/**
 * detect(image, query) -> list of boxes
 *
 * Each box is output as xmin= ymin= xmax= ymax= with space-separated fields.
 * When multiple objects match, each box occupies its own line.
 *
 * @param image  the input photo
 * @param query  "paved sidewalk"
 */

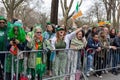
xmin=88 ymin=73 xmax=120 ymax=80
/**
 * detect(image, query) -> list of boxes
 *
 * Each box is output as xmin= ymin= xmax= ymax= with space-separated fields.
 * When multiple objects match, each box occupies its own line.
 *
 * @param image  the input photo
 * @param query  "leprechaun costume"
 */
xmin=6 ymin=21 xmax=26 ymax=79
xmin=26 ymin=25 xmax=46 ymax=80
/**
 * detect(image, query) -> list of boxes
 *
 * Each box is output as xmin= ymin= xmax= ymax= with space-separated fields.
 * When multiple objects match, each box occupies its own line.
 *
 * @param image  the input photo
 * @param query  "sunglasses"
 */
xmin=36 ymin=32 xmax=41 ymax=34
xmin=0 ymin=22 xmax=5 ymax=24
xmin=14 ymin=30 xmax=18 ymax=31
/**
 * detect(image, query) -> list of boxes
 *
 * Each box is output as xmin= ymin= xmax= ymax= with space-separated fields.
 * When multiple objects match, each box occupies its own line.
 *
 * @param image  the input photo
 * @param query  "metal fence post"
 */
xmin=16 ymin=53 xmax=19 ymax=80
xmin=4 ymin=53 xmax=7 ymax=80
xmin=11 ymin=55 xmax=14 ymax=80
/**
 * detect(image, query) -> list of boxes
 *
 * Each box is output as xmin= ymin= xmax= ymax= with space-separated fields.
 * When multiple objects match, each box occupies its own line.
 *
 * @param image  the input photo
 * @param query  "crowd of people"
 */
xmin=0 ymin=15 xmax=120 ymax=80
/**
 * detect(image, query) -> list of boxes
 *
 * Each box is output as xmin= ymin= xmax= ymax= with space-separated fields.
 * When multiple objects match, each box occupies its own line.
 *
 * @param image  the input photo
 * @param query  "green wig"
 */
xmin=8 ymin=23 xmax=26 ymax=43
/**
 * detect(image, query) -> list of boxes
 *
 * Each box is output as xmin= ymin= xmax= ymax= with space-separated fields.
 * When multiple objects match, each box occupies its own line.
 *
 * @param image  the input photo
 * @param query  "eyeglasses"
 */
xmin=0 ymin=22 xmax=5 ymax=24
xmin=36 ymin=32 xmax=41 ymax=34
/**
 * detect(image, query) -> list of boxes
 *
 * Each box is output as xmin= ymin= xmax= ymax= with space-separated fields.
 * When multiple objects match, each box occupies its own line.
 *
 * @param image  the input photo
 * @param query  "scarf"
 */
xmin=35 ymin=36 xmax=46 ymax=76
xmin=71 ymin=37 xmax=85 ymax=49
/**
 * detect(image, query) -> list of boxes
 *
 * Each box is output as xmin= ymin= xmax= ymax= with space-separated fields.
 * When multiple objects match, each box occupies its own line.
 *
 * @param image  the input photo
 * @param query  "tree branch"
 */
xmin=12 ymin=0 xmax=15 ymax=10
xmin=64 ymin=0 xmax=67 ymax=10
xmin=2 ymin=0 xmax=9 ymax=11
xmin=68 ymin=0 xmax=82 ymax=19
xmin=60 ymin=0 xmax=65 ymax=17
xmin=68 ymin=0 xmax=74 ymax=13
xmin=68 ymin=11 xmax=75 ymax=19
xmin=79 ymin=0 xmax=83 ymax=7
xmin=14 ymin=0 xmax=24 ymax=10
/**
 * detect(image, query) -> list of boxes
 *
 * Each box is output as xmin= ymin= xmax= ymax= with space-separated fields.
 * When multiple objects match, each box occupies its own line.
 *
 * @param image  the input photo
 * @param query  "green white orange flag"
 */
xmin=76 ymin=2 xmax=79 ymax=12
xmin=72 ymin=2 xmax=82 ymax=19
xmin=72 ymin=10 xmax=82 ymax=19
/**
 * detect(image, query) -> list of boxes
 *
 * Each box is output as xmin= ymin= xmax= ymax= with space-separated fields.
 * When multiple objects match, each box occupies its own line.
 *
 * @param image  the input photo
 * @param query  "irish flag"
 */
xmin=76 ymin=2 xmax=79 ymax=12
xmin=73 ymin=2 xmax=82 ymax=19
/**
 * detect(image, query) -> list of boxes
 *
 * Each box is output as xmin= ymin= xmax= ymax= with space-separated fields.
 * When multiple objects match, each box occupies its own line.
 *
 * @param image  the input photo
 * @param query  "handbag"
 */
xmin=10 ymin=45 xmax=18 ymax=55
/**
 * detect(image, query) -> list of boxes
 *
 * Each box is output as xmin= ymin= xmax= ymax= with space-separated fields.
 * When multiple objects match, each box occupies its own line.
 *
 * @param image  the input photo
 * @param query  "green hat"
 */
xmin=56 ymin=27 xmax=64 ymax=31
xmin=14 ymin=22 xmax=22 ymax=27
xmin=0 ymin=16 xmax=6 ymax=22
xmin=33 ymin=24 xmax=43 ymax=32
xmin=105 ymin=21 xmax=111 ymax=25
xmin=46 ymin=21 xmax=51 ymax=25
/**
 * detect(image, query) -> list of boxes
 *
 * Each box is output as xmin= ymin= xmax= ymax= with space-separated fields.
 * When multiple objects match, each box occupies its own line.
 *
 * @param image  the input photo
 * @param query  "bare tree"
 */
xmin=103 ymin=0 xmax=120 ymax=28
xmin=0 ymin=7 xmax=5 ymax=16
xmin=1 ymin=0 xmax=25 ymax=21
xmin=103 ymin=0 xmax=112 ymax=21
xmin=12 ymin=0 xmax=47 ymax=28
xmin=0 ymin=0 xmax=46 ymax=28
xmin=60 ymin=0 xmax=82 ymax=30
xmin=116 ymin=1 xmax=120 ymax=29
xmin=83 ymin=1 xmax=105 ymax=26
xmin=50 ymin=0 xmax=59 ymax=25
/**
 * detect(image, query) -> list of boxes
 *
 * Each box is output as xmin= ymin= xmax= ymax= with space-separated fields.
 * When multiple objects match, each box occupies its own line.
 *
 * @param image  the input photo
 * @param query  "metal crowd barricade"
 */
xmin=0 ymin=51 xmax=15 ymax=80
xmin=3 ymin=47 xmax=120 ymax=80
xmin=16 ymin=49 xmax=88 ymax=80
xmin=1 ymin=47 xmax=120 ymax=80
xmin=85 ymin=47 xmax=120 ymax=76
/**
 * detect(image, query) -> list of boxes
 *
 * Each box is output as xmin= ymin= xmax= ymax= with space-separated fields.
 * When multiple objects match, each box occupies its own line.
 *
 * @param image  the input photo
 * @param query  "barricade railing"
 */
xmin=16 ymin=49 xmax=87 ymax=80
xmin=85 ymin=47 xmax=120 ymax=76
xmin=0 ymin=51 xmax=15 ymax=80
xmin=2 ymin=47 xmax=120 ymax=80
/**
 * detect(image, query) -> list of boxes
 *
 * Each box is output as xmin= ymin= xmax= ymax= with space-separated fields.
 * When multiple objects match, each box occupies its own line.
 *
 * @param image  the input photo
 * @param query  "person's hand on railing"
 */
xmin=44 ymin=48 xmax=51 ymax=53
xmin=96 ymin=47 xmax=101 ymax=52
xmin=110 ymin=46 xmax=117 ymax=50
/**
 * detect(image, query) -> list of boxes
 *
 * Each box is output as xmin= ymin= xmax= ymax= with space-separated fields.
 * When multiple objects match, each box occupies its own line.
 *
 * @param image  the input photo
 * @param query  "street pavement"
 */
xmin=88 ymin=73 xmax=120 ymax=80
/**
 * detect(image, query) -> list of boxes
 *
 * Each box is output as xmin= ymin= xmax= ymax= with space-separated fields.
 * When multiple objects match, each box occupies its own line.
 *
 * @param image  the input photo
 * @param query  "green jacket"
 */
xmin=0 ymin=27 xmax=8 ymax=51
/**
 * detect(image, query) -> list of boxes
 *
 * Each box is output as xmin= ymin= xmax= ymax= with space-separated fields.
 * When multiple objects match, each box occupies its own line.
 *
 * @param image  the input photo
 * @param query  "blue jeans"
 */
xmin=118 ymin=50 xmax=120 ymax=63
xmin=87 ymin=54 xmax=94 ymax=71
xmin=112 ymin=50 xmax=119 ymax=72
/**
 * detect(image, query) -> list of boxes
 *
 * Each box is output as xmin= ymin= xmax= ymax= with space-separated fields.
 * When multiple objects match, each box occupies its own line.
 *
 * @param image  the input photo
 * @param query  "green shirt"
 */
xmin=55 ymin=40 xmax=66 ymax=49
xmin=0 ymin=27 xmax=7 ymax=51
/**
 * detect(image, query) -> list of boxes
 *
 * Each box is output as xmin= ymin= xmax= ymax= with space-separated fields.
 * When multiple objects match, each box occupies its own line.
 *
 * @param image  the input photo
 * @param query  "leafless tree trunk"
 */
xmin=112 ymin=0 xmax=116 ymax=28
xmin=117 ymin=1 xmax=120 ymax=29
xmin=103 ymin=0 xmax=112 ymax=21
xmin=103 ymin=0 xmax=120 ymax=29
xmin=2 ymin=0 xmax=24 ymax=21
xmin=50 ymin=0 xmax=59 ymax=25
